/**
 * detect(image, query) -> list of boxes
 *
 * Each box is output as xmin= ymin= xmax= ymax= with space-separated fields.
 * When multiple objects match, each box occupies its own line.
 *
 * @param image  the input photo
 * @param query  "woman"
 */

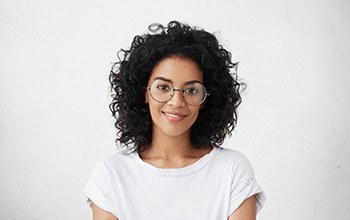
xmin=85 ymin=21 xmax=266 ymax=220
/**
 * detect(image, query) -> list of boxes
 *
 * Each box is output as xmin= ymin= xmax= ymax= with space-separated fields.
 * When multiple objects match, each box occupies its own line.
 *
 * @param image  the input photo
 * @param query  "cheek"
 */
xmin=190 ymin=107 xmax=201 ymax=120
xmin=147 ymin=100 xmax=162 ymax=118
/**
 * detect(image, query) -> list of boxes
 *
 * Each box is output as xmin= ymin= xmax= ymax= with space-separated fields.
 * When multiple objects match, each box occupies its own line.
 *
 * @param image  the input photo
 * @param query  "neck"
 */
xmin=139 ymin=127 xmax=213 ymax=168
xmin=144 ymin=128 xmax=195 ymax=160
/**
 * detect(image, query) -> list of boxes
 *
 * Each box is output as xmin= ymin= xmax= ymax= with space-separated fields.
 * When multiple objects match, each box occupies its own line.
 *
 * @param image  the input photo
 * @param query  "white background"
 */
xmin=1 ymin=0 xmax=349 ymax=219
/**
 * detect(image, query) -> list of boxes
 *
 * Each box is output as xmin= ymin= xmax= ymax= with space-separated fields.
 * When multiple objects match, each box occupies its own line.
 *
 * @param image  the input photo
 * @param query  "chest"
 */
xmin=110 ymin=166 xmax=232 ymax=220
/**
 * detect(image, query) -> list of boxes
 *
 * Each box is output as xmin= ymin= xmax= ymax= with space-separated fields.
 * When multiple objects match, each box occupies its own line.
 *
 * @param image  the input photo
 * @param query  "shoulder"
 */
xmin=215 ymin=147 xmax=247 ymax=158
xmin=215 ymin=147 xmax=252 ymax=166
xmin=91 ymin=148 xmax=137 ymax=176
xmin=214 ymin=147 xmax=256 ymax=177
xmin=104 ymin=148 xmax=135 ymax=164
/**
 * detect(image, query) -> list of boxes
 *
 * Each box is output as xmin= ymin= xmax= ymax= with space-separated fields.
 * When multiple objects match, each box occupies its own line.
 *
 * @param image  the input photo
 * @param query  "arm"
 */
xmin=91 ymin=203 xmax=118 ymax=220
xmin=228 ymin=195 xmax=256 ymax=220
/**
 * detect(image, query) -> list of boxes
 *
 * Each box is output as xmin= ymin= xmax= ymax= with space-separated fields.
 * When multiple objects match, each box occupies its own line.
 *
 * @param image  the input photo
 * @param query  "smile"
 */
xmin=162 ymin=111 xmax=187 ymax=122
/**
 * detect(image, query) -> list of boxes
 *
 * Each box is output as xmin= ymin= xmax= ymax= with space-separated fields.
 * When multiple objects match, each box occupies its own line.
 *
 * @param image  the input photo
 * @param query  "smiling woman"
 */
xmin=84 ymin=21 xmax=266 ymax=220
xmin=145 ymin=56 xmax=204 ymax=139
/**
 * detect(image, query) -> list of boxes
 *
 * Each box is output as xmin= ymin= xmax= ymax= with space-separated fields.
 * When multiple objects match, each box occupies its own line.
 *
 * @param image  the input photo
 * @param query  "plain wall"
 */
xmin=1 ymin=0 xmax=349 ymax=219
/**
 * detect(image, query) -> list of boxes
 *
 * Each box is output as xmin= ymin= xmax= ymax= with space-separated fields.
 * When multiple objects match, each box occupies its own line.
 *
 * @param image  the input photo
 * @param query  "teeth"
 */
xmin=163 ymin=112 xmax=185 ymax=122
xmin=166 ymin=113 xmax=179 ymax=117
xmin=164 ymin=112 xmax=184 ymax=118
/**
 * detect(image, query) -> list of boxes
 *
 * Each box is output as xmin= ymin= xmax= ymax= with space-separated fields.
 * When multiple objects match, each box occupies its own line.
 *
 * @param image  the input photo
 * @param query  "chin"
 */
xmin=154 ymin=124 xmax=192 ymax=138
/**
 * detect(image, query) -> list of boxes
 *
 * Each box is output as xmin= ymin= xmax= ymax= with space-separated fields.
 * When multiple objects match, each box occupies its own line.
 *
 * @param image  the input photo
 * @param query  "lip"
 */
xmin=162 ymin=111 xmax=187 ymax=122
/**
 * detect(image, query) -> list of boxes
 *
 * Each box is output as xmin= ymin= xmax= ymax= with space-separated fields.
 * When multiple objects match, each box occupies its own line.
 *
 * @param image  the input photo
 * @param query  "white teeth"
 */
xmin=163 ymin=112 xmax=185 ymax=122
xmin=164 ymin=112 xmax=183 ymax=118
xmin=165 ymin=113 xmax=178 ymax=117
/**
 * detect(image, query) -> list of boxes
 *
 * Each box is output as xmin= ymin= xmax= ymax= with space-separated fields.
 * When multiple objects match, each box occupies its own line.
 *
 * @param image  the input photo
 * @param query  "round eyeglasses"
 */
xmin=147 ymin=79 xmax=209 ymax=106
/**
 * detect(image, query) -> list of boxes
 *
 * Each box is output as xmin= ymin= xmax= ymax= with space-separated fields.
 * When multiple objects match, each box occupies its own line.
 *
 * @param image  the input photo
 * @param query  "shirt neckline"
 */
xmin=132 ymin=147 xmax=218 ymax=176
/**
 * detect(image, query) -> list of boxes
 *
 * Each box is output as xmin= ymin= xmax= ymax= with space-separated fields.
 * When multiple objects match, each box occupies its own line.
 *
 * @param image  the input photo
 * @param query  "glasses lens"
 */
xmin=149 ymin=79 xmax=173 ymax=103
xmin=183 ymin=83 xmax=207 ymax=105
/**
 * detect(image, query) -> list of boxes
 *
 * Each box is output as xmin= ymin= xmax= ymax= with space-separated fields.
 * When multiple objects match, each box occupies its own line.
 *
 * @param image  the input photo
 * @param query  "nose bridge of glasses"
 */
xmin=172 ymin=88 xmax=185 ymax=93
xmin=170 ymin=88 xmax=185 ymax=99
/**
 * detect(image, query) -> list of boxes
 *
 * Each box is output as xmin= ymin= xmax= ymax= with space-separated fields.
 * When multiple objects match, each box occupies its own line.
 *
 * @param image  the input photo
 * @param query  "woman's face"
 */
xmin=145 ymin=56 xmax=203 ymax=139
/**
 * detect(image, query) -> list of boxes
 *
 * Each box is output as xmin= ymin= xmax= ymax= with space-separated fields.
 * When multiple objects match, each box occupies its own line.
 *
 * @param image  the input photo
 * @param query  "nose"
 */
xmin=168 ymin=89 xmax=186 ymax=107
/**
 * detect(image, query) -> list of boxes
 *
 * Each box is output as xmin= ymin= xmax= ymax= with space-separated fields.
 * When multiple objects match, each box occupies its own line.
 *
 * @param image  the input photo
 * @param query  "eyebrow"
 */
xmin=153 ymin=76 xmax=202 ymax=85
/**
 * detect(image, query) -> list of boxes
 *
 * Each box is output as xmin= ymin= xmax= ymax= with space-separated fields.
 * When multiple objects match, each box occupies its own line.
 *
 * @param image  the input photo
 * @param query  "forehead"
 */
xmin=148 ymin=56 xmax=203 ymax=84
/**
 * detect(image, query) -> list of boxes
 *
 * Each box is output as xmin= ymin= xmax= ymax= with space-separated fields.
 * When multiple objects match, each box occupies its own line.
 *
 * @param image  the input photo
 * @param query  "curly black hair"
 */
xmin=109 ymin=21 xmax=243 ymax=153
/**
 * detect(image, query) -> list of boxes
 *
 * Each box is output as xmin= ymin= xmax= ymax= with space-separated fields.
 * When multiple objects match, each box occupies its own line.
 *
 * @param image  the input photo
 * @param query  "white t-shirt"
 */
xmin=85 ymin=147 xmax=266 ymax=220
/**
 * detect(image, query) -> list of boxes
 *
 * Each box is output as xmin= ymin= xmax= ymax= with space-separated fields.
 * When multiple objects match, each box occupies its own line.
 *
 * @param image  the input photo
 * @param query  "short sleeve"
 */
xmin=227 ymin=152 xmax=266 ymax=216
xmin=84 ymin=160 xmax=118 ymax=217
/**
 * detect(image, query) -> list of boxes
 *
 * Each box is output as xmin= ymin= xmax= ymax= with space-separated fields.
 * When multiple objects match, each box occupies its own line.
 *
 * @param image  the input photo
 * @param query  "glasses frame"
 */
xmin=146 ymin=80 xmax=210 ymax=106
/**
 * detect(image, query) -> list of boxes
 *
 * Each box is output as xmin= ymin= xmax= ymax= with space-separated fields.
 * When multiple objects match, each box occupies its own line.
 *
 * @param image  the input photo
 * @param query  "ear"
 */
xmin=200 ymin=103 xmax=204 ymax=109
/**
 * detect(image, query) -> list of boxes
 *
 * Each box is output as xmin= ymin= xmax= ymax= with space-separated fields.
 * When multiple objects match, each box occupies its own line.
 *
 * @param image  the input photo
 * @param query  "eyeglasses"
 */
xmin=147 ymin=79 xmax=209 ymax=106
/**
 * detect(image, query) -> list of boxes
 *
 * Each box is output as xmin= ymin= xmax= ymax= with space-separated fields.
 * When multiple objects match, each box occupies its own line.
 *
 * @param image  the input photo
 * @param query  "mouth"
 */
xmin=162 ymin=111 xmax=187 ymax=122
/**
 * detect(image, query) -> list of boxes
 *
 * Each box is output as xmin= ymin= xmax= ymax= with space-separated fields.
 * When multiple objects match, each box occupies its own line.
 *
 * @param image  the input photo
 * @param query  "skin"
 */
xmin=142 ymin=56 xmax=212 ymax=168
xmin=91 ymin=56 xmax=257 ymax=220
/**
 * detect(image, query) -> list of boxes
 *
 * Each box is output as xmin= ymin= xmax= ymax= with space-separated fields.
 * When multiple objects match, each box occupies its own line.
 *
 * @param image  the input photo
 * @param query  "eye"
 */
xmin=156 ymin=84 xmax=171 ymax=91
xmin=185 ymin=87 xmax=199 ymax=95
